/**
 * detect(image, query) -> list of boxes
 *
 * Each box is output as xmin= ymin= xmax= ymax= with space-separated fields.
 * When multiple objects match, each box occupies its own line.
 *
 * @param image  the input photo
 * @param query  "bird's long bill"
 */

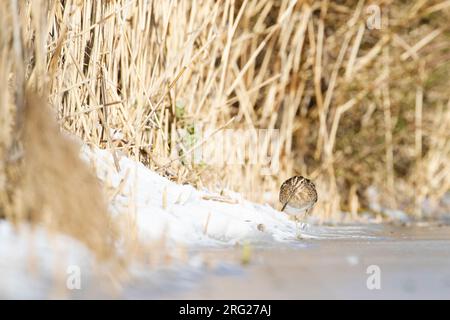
xmin=281 ymin=202 xmax=288 ymax=212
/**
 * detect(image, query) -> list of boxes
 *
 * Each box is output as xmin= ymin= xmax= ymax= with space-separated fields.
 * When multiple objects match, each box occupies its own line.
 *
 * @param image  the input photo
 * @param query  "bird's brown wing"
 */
xmin=280 ymin=187 xmax=296 ymax=212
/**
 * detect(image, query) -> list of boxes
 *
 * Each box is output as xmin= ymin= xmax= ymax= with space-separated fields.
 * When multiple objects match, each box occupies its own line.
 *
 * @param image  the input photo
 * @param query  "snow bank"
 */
xmin=82 ymin=146 xmax=377 ymax=245
xmin=82 ymin=146 xmax=302 ymax=246
xmin=0 ymin=220 xmax=232 ymax=299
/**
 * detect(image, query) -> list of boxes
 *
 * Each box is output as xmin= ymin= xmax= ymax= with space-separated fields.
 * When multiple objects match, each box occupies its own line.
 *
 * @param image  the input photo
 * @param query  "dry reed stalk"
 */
xmin=18 ymin=90 xmax=117 ymax=259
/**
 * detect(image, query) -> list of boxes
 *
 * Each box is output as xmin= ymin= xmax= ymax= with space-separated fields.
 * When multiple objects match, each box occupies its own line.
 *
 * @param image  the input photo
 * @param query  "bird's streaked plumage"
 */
xmin=279 ymin=176 xmax=317 ymax=217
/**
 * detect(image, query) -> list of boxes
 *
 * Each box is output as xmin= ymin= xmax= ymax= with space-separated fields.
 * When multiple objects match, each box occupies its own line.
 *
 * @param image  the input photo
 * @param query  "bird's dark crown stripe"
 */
xmin=294 ymin=176 xmax=305 ymax=189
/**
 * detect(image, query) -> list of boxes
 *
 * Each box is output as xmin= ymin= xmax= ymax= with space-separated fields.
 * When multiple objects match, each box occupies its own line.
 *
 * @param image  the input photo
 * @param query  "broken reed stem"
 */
xmin=9 ymin=0 xmax=25 ymax=154
xmin=414 ymin=85 xmax=423 ymax=217
xmin=382 ymin=47 xmax=395 ymax=206
xmin=203 ymin=212 xmax=211 ymax=235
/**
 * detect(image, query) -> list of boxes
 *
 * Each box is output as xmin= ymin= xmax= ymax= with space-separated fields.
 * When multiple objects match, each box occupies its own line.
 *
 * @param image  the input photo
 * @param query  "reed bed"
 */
xmin=1 ymin=0 xmax=449 ymax=238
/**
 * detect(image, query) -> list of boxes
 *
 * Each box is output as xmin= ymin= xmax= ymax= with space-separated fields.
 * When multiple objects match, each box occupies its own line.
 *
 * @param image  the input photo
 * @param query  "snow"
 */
xmin=82 ymin=146 xmax=303 ymax=246
xmin=82 ymin=147 xmax=379 ymax=245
